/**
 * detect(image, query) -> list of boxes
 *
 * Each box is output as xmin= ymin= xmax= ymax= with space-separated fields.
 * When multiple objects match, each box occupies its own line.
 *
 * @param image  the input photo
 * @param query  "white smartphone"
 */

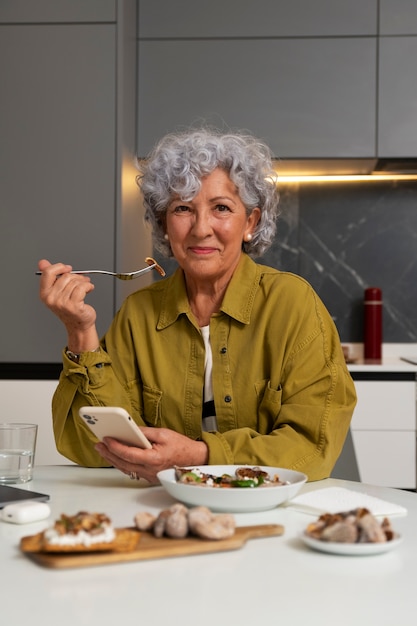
xmin=78 ymin=406 xmax=152 ymax=449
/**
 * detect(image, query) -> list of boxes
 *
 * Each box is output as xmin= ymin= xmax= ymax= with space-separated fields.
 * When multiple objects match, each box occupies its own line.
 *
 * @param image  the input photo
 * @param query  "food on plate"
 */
xmin=20 ymin=512 xmax=140 ymax=554
xmin=152 ymin=503 xmax=189 ymax=539
xmin=305 ymin=508 xmax=395 ymax=544
xmin=145 ymin=256 xmax=166 ymax=276
xmin=187 ymin=506 xmax=236 ymax=540
xmin=20 ymin=511 xmax=128 ymax=553
xmin=41 ymin=511 xmax=117 ymax=551
xmin=134 ymin=504 xmax=236 ymax=540
xmin=174 ymin=465 xmax=288 ymax=488
xmin=133 ymin=510 xmax=156 ymax=531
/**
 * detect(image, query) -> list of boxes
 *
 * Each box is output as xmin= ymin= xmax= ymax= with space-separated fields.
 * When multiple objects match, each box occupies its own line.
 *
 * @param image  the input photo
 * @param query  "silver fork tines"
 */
xmin=36 ymin=263 xmax=156 ymax=281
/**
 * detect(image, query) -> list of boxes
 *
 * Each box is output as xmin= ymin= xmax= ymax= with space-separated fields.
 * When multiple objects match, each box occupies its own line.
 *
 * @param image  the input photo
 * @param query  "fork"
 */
xmin=36 ymin=263 xmax=156 ymax=281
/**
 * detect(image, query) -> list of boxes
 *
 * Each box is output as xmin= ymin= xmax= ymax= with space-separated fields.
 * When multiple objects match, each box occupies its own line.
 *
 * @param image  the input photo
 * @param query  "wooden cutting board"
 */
xmin=20 ymin=523 xmax=284 ymax=569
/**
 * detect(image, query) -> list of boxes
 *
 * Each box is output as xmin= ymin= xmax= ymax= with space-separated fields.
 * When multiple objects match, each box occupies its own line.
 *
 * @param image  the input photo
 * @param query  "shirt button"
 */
xmin=220 ymin=347 xmax=227 ymax=354
xmin=224 ymin=395 xmax=232 ymax=403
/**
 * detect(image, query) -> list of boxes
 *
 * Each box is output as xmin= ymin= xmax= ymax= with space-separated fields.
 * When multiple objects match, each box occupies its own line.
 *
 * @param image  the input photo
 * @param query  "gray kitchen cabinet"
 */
xmin=0 ymin=0 xmax=115 ymax=23
xmin=0 ymin=0 xmax=141 ymax=365
xmin=380 ymin=0 xmax=417 ymax=34
xmin=378 ymin=37 xmax=417 ymax=157
xmin=137 ymin=0 xmax=417 ymax=162
xmin=137 ymin=37 xmax=376 ymax=158
xmin=138 ymin=0 xmax=377 ymax=38
xmin=0 ymin=23 xmax=116 ymax=363
xmin=378 ymin=0 xmax=417 ymax=157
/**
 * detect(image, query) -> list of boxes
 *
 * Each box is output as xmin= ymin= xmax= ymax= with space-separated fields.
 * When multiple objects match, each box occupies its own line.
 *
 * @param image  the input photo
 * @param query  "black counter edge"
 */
xmin=1 ymin=364 xmax=416 ymax=382
xmin=0 ymin=363 xmax=62 ymax=380
xmin=351 ymin=371 xmax=417 ymax=381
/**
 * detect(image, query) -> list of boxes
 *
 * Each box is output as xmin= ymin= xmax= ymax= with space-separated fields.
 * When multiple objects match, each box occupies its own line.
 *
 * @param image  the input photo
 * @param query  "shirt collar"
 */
xmin=220 ymin=254 xmax=261 ymax=324
xmin=157 ymin=254 xmax=261 ymax=329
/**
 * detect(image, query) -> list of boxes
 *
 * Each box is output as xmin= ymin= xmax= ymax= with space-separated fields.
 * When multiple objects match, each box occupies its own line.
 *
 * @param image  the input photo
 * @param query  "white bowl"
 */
xmin=157 ymin=465 xmax=307 ymax=513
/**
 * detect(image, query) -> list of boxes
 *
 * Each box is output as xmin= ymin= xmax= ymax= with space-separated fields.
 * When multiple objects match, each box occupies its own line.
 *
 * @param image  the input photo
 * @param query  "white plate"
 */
xmin=157 ymin=465 xmax=307 ymax=513
xmin=300 ymin=532 xmax=403 ymax=556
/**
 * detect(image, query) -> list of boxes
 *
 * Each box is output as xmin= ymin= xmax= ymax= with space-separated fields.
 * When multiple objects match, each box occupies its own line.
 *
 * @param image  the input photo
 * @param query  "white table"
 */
xmin=1 ymin=466 xmax=416 ymax=626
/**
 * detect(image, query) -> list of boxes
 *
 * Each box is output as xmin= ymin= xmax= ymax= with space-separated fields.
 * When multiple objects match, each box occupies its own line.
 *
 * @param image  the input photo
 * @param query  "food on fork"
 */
xmin=305 ymin=508 xmax=395 ymax=544
xmin=145 ymin=256 xmax=166 ymax=276
xmin=134 ymin=504 xmax=236 ymax=540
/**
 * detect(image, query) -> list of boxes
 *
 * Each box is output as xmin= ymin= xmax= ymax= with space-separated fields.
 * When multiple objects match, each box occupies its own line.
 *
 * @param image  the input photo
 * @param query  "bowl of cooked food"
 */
xmin=157 ymin=465 xmax=307 ymax=513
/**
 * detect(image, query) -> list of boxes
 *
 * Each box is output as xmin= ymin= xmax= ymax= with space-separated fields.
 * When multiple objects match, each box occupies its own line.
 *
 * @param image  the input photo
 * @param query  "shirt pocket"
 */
xmin=254 ymin=379 xmax=283 ymax=433
xmin=141 ymin=385 xmax=163 ymax=427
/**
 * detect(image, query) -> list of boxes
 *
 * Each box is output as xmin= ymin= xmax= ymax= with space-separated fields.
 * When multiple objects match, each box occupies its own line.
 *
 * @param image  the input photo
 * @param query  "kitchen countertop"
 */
xmin=348 ymin=357 xmax=417 ymax=373
xmin=344 ymin=343 xmax=417 ymax=373
xmin=1 ymin=465 xmax=416 ymax=626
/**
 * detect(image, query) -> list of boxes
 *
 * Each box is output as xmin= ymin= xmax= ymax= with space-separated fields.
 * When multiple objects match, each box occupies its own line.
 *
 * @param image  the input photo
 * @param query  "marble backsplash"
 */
xmin=154 ymin=180 xmax=417 ymax=343
xmin=260 ymin=180 xmax=417 ymax=342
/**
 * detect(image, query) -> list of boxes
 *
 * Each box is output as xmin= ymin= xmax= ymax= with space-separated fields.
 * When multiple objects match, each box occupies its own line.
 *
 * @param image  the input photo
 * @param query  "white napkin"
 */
xmin=288 ymin=487 xmax=407 ymax=517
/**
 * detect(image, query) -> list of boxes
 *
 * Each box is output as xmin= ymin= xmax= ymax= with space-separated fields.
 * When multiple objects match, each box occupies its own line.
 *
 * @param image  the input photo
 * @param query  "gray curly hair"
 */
xmin=137 ymin=128 xmax=280 ymax=258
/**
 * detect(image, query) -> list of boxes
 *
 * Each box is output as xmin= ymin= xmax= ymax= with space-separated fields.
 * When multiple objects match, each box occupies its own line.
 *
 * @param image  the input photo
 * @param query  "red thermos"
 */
xmin=364 ymin=287 xmax=383 ymax=361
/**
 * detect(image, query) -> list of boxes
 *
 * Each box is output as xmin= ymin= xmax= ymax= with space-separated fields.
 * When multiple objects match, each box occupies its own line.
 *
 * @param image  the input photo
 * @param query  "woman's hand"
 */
xmin=38 ymin=259 xmax=99 ymax=351
xmin=95 ymin=427 xmax=209 ymax=484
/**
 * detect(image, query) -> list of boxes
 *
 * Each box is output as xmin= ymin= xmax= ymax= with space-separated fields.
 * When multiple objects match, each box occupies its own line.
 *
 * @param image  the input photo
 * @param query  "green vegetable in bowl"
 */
xmin=178 ymin=471 xmax=203 ymax=484
xmin=231 ymin=479 xmax=257 ymax=488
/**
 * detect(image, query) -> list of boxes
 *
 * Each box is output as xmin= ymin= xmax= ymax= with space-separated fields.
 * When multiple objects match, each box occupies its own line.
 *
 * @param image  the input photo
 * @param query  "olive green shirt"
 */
xmin=52 ymin=254 xmax=356 ymax=480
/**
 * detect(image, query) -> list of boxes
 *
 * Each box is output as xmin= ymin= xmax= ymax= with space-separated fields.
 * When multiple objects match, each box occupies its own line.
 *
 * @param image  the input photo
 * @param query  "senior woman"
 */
xmin=38 ymin=127 xmax=356 ymax=483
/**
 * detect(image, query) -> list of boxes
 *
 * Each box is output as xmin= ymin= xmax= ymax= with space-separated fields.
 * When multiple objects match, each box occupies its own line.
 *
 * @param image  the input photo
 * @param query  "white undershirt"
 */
xmin=201 ymin=325 xmax=217 ymax=431
xmin=201 ymin=325 xmax=213 ymax=402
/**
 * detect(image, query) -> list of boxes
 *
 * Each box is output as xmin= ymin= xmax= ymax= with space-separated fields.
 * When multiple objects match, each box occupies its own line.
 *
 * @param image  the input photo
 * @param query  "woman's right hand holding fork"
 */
xmin=37 ymin=259 xmax=100 ymax=353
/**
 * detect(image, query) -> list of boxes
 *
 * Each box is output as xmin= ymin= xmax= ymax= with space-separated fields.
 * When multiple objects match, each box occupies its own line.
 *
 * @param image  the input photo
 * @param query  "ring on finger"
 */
xmin=129 ymin=471 xmax=140 ymax=480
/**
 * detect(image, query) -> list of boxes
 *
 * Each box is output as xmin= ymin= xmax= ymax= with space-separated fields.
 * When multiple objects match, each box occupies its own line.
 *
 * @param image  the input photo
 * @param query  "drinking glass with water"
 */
xmin=0 ymin=424 xmax=38 ymax=484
